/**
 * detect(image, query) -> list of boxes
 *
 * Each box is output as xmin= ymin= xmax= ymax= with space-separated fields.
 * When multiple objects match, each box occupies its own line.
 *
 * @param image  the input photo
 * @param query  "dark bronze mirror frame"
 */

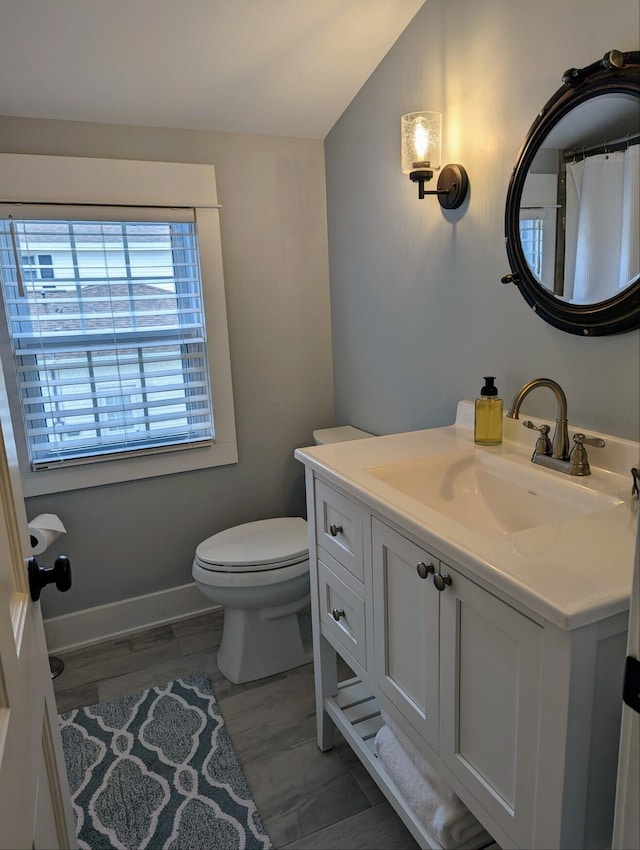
xmin=503 ymin=49 xmax=640 ymax=336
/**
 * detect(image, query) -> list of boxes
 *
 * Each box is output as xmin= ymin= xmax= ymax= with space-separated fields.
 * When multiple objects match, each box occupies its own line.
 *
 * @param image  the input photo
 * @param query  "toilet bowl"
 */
xmin=192 ymin=425 xmax=373 ymax=684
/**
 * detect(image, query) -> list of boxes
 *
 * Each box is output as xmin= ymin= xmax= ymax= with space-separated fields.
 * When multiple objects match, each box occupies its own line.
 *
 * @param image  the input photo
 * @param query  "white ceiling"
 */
xmin=0 ymin=0 xmax=426 ymax=139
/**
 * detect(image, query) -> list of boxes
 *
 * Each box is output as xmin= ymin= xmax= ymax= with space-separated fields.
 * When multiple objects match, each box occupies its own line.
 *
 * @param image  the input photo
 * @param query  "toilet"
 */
xmin=192 ymin=425 xmax=372 ymax=684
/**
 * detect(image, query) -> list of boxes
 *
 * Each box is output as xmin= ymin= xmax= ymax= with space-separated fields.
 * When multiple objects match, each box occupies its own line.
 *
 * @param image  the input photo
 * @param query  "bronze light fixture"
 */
xmin=401 ymin=111 xmax=469 ymax=208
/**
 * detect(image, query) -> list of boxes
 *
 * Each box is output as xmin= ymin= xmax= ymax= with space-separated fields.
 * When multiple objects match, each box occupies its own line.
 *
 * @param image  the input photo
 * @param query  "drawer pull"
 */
xmin=434 ymin=572 xmax=452 ymax=592
xmin=417 ymin=561 xmax=435 ymax=579
xmin=329 ymin=523 xmax=343 ymax=537
xmin=332 ymin=608 xmax=346 ymax=622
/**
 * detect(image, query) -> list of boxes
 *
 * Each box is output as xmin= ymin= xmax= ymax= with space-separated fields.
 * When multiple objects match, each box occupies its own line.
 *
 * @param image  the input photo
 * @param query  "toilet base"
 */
xmin=217 ymin=600 xmax=313 ymax=684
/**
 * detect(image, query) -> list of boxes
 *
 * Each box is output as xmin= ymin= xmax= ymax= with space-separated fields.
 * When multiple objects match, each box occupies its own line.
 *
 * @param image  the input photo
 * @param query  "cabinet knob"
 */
xmin=332 ymin=608 xmax=345 ymax=621
xmin=416 ymin=561 xmax=435 ymax=579
xmin=434 ymin=572 xmax=452 ymax=592
xmin=329 ymin=523 xmax=343 ymax=537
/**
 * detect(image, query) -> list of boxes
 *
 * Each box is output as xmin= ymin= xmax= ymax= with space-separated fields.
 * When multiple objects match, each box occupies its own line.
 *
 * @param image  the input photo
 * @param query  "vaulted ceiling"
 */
xmin=0 ymin=0 xmax=426 ymax=139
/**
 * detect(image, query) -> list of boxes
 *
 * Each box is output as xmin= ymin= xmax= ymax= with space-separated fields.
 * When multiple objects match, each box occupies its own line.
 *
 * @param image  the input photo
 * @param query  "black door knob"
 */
xmin=28 ymin=555 xmax=72 ymax=602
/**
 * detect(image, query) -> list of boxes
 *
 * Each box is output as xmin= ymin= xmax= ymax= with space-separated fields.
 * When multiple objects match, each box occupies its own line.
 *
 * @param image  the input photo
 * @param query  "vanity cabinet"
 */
xmin=302 ymin=470 xmax=629 ymax=850
xmin=372 ymin=517 xmax=541 ymax=847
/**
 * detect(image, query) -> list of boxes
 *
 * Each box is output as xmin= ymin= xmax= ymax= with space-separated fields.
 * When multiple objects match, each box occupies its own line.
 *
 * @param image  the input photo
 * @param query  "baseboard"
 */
xmin=43 ymin=582 xmax=219 ymax=654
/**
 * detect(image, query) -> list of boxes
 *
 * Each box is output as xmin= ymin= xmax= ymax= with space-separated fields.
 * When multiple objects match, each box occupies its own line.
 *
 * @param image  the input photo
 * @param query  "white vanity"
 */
xmin=294 ymin=402 xmax=638 ymax=850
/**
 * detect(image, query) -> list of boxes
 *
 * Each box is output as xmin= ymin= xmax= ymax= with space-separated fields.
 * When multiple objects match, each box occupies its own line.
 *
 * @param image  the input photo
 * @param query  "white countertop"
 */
xmin=295 ymin=402 xmax=639 ymax=630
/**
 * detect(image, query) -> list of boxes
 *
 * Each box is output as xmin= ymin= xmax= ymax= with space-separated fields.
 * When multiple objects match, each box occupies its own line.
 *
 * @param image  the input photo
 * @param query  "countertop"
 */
xmin=295 ymin=402 xmax=639 ymax=630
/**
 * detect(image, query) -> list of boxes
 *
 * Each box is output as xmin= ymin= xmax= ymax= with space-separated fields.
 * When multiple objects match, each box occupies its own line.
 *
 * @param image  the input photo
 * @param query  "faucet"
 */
xmin=506 ymin=378 xmax=604 ymax=475
xmin=507 ymin=378 xmax=570 ymax=459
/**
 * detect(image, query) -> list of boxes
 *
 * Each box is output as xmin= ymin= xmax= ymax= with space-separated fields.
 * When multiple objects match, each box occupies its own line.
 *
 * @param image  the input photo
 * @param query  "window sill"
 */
xmin=20 ymin=439 xmax=238 ymax=496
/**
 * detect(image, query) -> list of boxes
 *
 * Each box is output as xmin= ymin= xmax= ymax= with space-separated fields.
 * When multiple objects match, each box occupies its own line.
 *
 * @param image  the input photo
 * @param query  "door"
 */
xmin=0 ymin=356 xmax=76 ymax=849
xmin=612 ymin=510 xmax=640 ymax=849
xmin=372 ymin=518 xmax=439 ymax=751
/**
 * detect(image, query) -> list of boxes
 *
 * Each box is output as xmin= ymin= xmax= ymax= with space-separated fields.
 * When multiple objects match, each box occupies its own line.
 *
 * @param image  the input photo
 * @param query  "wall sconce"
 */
xmin=401 ymin=111 xmax=469 ymax=208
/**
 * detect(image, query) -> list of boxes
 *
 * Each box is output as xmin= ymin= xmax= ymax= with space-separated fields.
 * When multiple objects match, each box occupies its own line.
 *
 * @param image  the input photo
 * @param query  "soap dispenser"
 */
xmin=474 ymin=376 xmax=503 ymax=446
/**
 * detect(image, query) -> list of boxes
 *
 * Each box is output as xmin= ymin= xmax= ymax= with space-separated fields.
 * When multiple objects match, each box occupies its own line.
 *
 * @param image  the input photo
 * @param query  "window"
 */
xmin=0 ymin=156 xmax=237 ymax=495
xmin=1 ymin=215 xmax=215 ymax=470
xmin=20 ymin=254 xmax=38 ymax=281
xmin=518 ymin=173 xmax=559 ymax=294
xmin=39 ymin=255 xmax=55 ymax=280
xmin=518 ymin=205 xmax=558 ymax=293
xmin=519 ymin=218 xmax=544 ymax=282
xmin=20 ymin=253 xmax=54 ymax=284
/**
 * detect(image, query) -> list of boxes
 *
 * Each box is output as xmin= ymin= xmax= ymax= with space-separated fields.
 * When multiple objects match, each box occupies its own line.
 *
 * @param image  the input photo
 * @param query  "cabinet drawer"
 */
xmin=318 ymin=554 xmax=366 ymax=670
xmin=314 ymin=479 xmax=364 ymax=582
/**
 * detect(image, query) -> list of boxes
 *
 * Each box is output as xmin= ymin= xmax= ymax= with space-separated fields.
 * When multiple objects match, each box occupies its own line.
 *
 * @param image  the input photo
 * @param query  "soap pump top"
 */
xmin=480 ymin=376 xmax=499 ymax=397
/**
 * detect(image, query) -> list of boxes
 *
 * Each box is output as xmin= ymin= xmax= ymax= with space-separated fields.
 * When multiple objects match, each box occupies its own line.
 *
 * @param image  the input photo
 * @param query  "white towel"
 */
xmin=374 ymin=721 xmax=492 ymax=850
xmin=381 ymin=709 xmax=458 ymax=804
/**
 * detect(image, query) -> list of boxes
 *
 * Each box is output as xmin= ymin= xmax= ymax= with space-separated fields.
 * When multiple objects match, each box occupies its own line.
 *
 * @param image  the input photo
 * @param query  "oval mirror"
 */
xmin=504 ymin=49 xmax=640 ymax=335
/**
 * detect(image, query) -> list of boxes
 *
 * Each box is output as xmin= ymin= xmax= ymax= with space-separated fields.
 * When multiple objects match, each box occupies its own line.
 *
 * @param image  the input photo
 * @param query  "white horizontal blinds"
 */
xmin=0 ymin=211 xmax=214 ymax=469
xmin=519 ymin=218 xmax=544 ymax=282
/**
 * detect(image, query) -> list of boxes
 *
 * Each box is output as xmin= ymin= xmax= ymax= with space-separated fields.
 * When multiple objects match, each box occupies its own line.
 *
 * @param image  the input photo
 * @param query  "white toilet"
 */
xmin=192 ymin=425 xmax=372 ymax=684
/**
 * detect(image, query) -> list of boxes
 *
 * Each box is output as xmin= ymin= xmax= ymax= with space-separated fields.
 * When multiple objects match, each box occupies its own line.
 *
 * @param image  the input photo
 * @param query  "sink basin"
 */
xmin=365 ymin=451 xmax=622 ymax=537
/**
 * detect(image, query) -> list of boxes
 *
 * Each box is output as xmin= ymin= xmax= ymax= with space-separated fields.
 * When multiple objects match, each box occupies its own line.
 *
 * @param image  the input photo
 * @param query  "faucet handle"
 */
xmin=523 ymin=420 xmax=549 ymax=432
xmin=523 ymin=420 xmax=552 ymax=456
xmin=572 ymin=433 xmax=606 ymax=448
xmin=569 ymin=433 xmax=605 ymax=476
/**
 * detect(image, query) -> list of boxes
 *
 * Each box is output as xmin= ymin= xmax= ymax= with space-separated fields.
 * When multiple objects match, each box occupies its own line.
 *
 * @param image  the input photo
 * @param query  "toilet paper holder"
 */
xmin=28 ymin=513 xmax=66 ymax=556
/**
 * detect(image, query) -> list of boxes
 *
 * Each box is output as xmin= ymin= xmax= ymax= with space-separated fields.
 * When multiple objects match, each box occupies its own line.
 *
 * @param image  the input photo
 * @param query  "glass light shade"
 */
xmin=401 ymin=111 xmax=442 ymax=174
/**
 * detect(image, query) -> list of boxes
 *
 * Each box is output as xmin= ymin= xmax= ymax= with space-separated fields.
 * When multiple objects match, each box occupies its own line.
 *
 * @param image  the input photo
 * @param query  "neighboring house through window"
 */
xmin=20 ymin=253 xmax=55 ymax=284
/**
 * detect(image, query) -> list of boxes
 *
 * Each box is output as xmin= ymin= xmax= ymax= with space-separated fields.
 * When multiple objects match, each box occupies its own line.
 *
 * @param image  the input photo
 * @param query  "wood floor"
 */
xmin=52 ymin=608 xmax=421 ymax=849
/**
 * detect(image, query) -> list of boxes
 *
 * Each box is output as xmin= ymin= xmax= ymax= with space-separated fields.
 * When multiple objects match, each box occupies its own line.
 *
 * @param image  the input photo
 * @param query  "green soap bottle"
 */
xmin=474 ymin=376 xmax=503 ymax=446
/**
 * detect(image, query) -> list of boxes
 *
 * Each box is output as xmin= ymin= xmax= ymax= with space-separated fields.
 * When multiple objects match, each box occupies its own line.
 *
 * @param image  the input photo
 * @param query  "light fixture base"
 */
xmin=436 ymin=163 xmax=469 ymax=209
xmin=409 ymin=168 xmax=434 ymax=199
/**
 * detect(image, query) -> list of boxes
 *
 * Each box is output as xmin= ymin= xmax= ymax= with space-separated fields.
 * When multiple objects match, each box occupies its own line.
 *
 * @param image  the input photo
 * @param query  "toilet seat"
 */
xmin=195 ymin=517 xmax=308 ymax=573
xmin=193 ymin=557 xmax=309 ymax=590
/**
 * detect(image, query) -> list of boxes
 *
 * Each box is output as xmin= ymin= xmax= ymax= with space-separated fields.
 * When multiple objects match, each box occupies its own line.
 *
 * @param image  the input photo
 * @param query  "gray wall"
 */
xmin=325 ymin=0 xmax=640 ymax=441
xmin=2 ymin=0 xmax=639 ymax=619
xmin=0 ymin=119 xmax=334 ymax=617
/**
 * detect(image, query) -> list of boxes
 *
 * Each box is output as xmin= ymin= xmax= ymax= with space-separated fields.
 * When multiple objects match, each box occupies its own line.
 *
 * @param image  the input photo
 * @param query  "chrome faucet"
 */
xmin=506 ymin=378 xmax=604 ymax=476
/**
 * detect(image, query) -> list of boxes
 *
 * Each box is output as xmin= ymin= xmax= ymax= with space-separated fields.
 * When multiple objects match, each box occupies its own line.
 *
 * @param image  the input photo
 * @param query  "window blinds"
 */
xmin=0 ymin=211 xmax=214 ymax=469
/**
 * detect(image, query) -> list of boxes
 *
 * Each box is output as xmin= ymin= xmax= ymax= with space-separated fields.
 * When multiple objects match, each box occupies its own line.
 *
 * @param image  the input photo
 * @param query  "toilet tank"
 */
xmin=313 ymin=426 xmax=373 ymax=445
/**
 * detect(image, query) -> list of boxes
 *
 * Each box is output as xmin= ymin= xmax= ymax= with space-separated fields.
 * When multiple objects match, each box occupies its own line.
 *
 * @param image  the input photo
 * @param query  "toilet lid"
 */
xmin=195 ymin=517 xmax=309 ymax=571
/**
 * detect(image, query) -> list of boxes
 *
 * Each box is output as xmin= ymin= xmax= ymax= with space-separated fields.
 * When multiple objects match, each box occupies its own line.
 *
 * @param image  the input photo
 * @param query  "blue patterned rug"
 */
xmin=59 ymin=672 xmax=272 ymax=850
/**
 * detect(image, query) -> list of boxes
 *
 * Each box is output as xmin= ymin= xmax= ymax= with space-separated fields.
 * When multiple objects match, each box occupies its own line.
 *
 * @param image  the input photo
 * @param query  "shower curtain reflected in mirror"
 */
xmin=565 ymin=144 xmax=639 ymax=303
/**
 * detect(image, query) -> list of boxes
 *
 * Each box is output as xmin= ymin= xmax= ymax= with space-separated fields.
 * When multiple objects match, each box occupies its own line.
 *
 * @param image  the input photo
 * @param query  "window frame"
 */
xmin=518 ymin=207 xmax=558 ymax=293
xmin=0 ymin=155 xmax=237 ymax=496
xmin=3 ymin=212 xmax=215 ymax=467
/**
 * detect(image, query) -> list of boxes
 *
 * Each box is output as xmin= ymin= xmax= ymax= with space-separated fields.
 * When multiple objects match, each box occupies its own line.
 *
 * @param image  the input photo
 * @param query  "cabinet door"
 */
xmin=372 ymin=518 xmax=439 ymax=752
xmin=439 ymin=568 xmax=542 ymax=848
